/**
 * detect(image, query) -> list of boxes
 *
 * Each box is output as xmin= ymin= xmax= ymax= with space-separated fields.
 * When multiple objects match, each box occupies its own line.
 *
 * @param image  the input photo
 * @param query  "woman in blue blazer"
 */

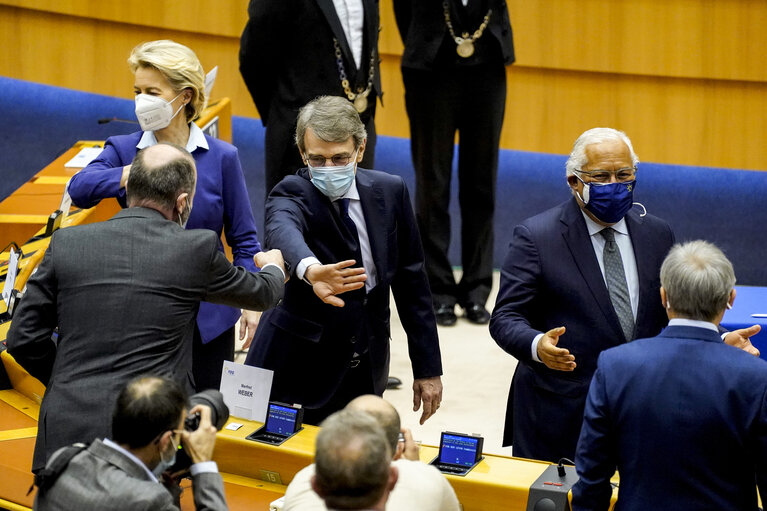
xmin=68 ymin=40 xmax=262 ymax=391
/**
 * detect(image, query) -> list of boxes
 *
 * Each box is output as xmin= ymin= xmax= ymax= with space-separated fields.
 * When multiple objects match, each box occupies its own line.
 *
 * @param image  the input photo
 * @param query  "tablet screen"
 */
xmin=439 ymin=433 xmax=480 ymax=467
xmin=265 ymin=404 xmax=299 ymax=435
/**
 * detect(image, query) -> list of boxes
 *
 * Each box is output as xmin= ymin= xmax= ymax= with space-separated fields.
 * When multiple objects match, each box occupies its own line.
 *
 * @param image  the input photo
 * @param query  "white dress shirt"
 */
xmin=332 ymin=0 xmax=365 ymax=69
xmin=137 ymin=122 xmax=209 ymax=152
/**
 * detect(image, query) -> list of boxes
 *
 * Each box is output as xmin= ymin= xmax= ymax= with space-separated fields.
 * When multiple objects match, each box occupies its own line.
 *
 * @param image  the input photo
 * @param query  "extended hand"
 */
xmin=305 ymin=260 xmax=366 ymax=307
xmin=723 ymin=324 xmax=761 ymax=357
xmin=537 ymin=326 xmax=576 ymax=371
xmin=412 ymin=376 xmax=443 ymax=425
xmin=254 ymin=250 xmax=288 ymax=281
xmin=239 ymin=309 xmax=261 ymax=349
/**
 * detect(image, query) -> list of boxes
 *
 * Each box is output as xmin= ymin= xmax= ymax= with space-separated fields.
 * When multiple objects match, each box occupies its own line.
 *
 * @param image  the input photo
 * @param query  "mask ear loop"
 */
xmin=632 ymin=202 xmax=647 ymax=217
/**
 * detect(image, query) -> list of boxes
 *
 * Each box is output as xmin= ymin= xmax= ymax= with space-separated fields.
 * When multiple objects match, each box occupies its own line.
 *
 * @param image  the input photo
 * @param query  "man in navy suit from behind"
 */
xmin=573 ymin=240 xmax=767 ymax=510
xmin=246 ymin=96 xmax=443 ymax=426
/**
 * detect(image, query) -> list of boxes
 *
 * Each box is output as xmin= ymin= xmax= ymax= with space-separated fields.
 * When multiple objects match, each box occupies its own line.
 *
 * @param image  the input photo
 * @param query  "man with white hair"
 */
xmin=573 ymin=241 xmax=767 ymax=510
xmin=490 ymin=128 xmax=759 ymax=463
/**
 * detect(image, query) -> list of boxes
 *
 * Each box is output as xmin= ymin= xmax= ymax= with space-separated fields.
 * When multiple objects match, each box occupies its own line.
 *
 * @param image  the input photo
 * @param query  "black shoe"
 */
xmin=463 ymin=303 xmax=490 ymax=324
xmin=386 ymin=376 xmax=402 ymax=390
xmin=434 ymin=303 xmax=457 ymax=326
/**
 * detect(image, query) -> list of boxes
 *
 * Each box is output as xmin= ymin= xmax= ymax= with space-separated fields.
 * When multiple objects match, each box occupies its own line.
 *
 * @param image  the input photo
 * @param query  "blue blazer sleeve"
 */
xmin=489 ymin=223 xmax=546 ymax=363
xmin=389 ymin=178 xmax=443 ymax=379
xmin=571 ymin=357 xmax=618 ymax=510
xmin=218 ymin=143 xmax=260 ymax=271
xmin=68 ymin=136 xmax=135 ymax=209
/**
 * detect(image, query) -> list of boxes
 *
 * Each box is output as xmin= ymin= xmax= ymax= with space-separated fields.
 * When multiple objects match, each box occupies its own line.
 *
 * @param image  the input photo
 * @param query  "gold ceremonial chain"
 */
xmin=334 ymin=39 xmax=376 ymax=113
xmin=442 ymin=1 xmax=492 ymax=58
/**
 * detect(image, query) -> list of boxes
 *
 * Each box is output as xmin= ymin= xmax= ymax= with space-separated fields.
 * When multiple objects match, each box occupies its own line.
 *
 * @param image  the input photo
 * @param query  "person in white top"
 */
xmin=283 ymin=395 xmax=460 ymax=511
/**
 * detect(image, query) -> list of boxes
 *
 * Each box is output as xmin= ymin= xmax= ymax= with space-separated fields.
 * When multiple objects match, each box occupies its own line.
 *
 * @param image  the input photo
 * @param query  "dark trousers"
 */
xmin=192 ymin=325 xmax=235 ymax=392
xmin=263 ymin=103 xmax=377 ymax=197
xmin=403 ymin=63 xmax=507 ymax=307
xmin=301 ymin=354 xmax=375 ymax=426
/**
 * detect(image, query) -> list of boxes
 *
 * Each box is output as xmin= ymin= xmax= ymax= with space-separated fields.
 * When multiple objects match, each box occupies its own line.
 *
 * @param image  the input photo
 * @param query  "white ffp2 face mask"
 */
xmin=135 ymin=92 xmax=184 ymax=132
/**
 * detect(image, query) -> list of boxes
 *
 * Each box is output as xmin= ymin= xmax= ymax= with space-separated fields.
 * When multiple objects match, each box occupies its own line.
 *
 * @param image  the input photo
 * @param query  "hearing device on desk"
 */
xmin=246 ymin=402 xmax=304 ymax=446
xmin=429 ymin=431 xmax=484 ymax=476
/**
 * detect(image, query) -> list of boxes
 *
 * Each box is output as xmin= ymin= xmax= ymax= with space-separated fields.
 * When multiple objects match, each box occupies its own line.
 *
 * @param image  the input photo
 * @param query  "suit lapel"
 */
xmin=356 ymin=170 xmax=385 ymax=276
xmin=627 ymin=211 xmax=655 ymax=326
xmin=316 ymin=0 xmax=356 ymax=71
xmin=559 ymin=198 xmax=626 ymax=341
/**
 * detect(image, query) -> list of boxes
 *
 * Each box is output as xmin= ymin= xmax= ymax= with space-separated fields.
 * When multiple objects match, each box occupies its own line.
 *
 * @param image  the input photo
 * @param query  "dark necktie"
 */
xmin=600 ymin=228 xmax=635 ymax=342
xmin=339 ymin=198 xmax=363 ymax=267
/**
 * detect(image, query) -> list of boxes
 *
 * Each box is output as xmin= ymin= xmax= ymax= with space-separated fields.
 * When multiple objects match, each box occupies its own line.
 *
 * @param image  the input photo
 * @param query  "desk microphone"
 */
xmin=97 ymin=117 xmax=139 ymax=125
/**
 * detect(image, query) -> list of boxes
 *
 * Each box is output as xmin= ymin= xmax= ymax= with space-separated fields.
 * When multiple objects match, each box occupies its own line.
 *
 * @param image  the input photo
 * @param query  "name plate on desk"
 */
xmin=220 ymin=361 xmax=273 ymax=422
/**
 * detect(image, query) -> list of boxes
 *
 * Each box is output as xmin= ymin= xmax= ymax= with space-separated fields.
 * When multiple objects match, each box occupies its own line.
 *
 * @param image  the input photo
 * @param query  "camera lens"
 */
xmin=186 ymin=389 xmax=230 ymax=431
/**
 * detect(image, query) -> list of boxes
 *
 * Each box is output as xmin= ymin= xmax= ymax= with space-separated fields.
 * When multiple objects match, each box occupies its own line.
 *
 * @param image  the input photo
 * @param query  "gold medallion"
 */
xmin=353 ymin=95 xmax=368 ymax=113
xmin=456 ymin=39 xmax=475 ymax=58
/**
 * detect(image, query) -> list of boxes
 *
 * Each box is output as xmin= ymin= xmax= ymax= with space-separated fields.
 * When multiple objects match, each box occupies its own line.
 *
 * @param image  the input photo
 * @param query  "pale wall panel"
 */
xmin=0 ymin=0 xmax=248 ymax=38
xmin=509 ymin=0 xmax=767 ymax=82
xmin=0 ymin=2 xmax=765 ymax=171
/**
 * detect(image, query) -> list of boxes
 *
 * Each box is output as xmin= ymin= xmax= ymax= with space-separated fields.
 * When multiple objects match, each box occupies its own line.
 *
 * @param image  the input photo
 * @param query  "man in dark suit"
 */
xmin=572 ymin=240 xmax=767 ymax=511
xmin=245 ymin=96 xmax=443 ymax=425
xmin=7 ymin=143 xmax=286 ymax=472
xmin=489 ymin=127 xmax=759 ymax=463
xmin=240 ymin=0 xmax=381 ymax=195
xmin=35 ymin=376 xmax=227 ymax=511
xmin=393 ymin=0 xmax=514 ymax=325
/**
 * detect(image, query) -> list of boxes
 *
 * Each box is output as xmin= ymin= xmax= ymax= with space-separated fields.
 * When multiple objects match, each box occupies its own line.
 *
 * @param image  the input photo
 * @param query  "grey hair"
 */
xmin=565 ymin=127 xmax=640 ymax=177
xmin=295 ymin=96 xmax=367 ymax=154
xmin=314 ymin=409 xmax=391 ymax=510
xmin=660 ymin=240 xmax=736 ymax=322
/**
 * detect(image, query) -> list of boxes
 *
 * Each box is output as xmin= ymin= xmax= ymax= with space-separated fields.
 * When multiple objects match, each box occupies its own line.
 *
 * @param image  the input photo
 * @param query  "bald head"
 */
xmin=346 ymin=395 xmax=400 ymax=453
xmin=126 ymin=142 xmax=197 ymax=214
xmin=112 ymin=375 xmax=186 ymax=449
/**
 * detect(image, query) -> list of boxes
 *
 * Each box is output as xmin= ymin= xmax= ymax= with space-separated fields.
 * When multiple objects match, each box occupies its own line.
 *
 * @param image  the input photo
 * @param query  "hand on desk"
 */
xmin=537 ymin=326 xmax=577 ymax=371
xmin=723 ymin=324 xmax=761 ymax=357
xmin=305 ymin=260 xmax=366 ymax=307
xmin=413 ymin=376 xmax=443 ymax=425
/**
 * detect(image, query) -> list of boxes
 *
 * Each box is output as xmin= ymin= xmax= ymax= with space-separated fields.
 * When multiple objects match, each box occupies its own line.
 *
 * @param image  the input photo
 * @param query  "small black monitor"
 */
xmin=430 ymin=431 xmax=484 ymax=476
xmin=246 ymin=402 xmax=304 ymax=446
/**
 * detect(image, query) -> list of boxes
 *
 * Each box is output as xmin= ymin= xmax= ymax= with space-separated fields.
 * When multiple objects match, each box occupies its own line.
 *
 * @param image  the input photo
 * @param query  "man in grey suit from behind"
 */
xmin=35 ymin=375 xmax=227 ymax=510
xmin=7 ymin=143 xmax=286 ymax=472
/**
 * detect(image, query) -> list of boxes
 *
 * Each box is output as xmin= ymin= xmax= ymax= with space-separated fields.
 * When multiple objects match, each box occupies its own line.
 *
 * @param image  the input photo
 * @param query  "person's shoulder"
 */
xmin=630 ymin=208 xmax=672 ymax=232
xmin=104 ymin=132 xmax=143 ymax=148
xmin=203 ymin=134 xmax=237 ymax=155
xmin=359 ymin=168 xmax=405 ymax=187
xmin=518 ymin=199 xmax=570 ymax=231
xmin=392 ymin=458 xmax=446 ymax=480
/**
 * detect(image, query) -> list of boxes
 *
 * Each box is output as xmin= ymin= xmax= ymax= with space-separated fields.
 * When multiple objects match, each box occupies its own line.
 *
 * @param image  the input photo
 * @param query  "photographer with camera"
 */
xmin=34 ymin=375 xmax=228 ymax=511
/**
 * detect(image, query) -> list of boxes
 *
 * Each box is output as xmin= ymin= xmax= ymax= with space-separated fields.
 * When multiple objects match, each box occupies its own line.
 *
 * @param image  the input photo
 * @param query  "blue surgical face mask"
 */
xmin=575 ymin=175 xmax=637 ymax=224
xmin=307 ymin=151 xmax=358 ymax=199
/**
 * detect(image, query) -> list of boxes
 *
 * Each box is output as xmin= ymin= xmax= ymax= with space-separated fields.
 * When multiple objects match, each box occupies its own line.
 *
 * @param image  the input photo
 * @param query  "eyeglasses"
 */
xmin=306 ymin=153 xmax=354 ymax=167
xmin=574 ymin=166 xmax=637 ymax=184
